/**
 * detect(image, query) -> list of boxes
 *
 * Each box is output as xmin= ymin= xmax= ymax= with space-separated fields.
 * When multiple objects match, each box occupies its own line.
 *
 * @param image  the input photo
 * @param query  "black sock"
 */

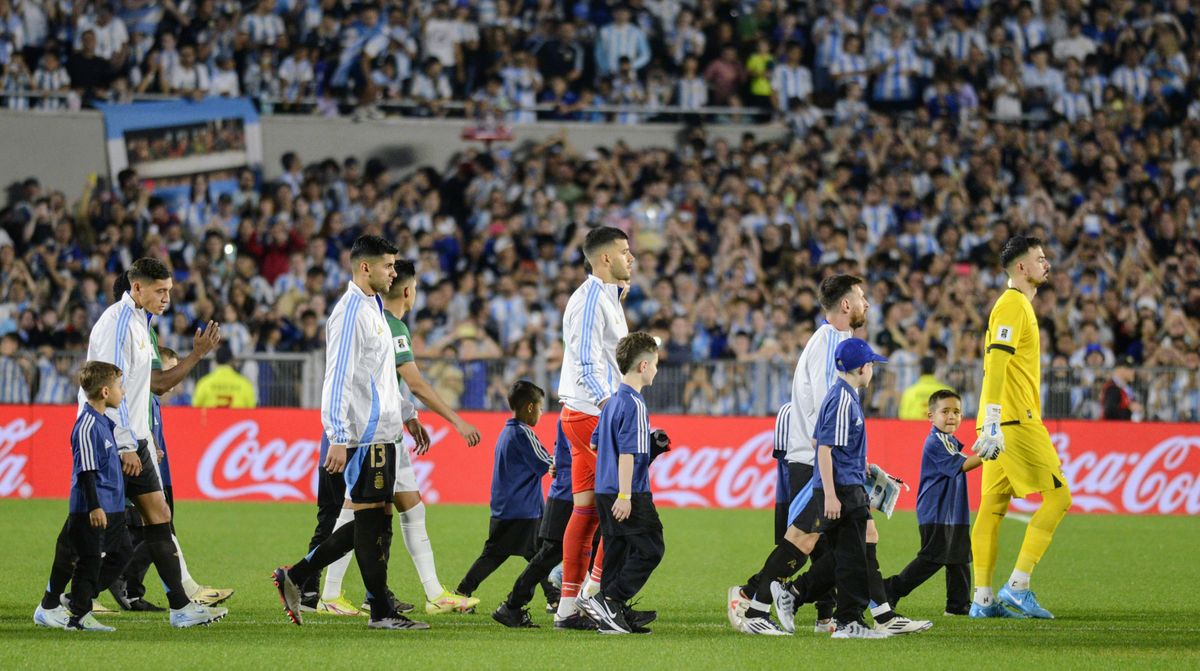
xmin=290 ymin=521 xmax=355 ymax=586
xmin=866 ymin=543 xmax=893 ymax=623
xmin=382 ymin=515 xmax=394 ymax=564
xmin=353 ymin=508 xmax=390 ymax=620
xmin=144 ymin=523 xmax=189 ymax=610
xmin=754 ymin=542 xmax=808 ymax=604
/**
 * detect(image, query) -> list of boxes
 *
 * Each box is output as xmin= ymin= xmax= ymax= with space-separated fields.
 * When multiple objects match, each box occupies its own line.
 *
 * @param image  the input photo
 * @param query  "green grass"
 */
xmin=1 ymin=500 xmax=1198 ymax=670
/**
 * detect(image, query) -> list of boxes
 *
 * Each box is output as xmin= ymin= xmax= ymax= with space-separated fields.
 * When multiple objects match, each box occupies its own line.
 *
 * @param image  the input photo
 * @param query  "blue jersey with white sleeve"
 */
xmin=594 ymin=384 xmax=652 ymax=495
xmin=69 ymin=404 xmax=125 ymax=514
xmin=915 ymin=427 xmax=970 ymax=526
xmin=812 ymin=378 xmax=868 ymax=489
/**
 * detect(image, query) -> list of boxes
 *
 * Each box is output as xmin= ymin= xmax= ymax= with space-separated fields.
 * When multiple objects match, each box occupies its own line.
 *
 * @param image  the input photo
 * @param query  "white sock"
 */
xmin=974 ymin=586 xmax=994 ymax=606
xmin=320 ymin=508 xmax=356 ymax=601
xmin=556 ymin=595 xmax=577 ymax=619
xmin=171 ymin=534 xmax=200 ymax=596
xmin=399 ymin=503 xmax=443 ymax=601
xmin=870 ymin=603 xmax=893 ymax=618
xmin=1007 ymin=569 xmax=1030 ymax=591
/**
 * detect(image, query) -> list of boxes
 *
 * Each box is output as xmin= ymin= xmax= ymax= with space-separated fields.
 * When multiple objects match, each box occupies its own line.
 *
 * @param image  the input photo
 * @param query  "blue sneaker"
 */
xmin=969 ymin=601 xmax=1026 ymax=619
xmin=998 ymin=586 xmax=1054 ymax=619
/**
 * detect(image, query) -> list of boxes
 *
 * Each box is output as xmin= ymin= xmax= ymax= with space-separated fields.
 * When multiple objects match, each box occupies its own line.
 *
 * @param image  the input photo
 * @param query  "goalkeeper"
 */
xmin=970 ymin=236 xmax=1072 ymax=620
xmin=883 ymin=390 xmax=981 ymax=615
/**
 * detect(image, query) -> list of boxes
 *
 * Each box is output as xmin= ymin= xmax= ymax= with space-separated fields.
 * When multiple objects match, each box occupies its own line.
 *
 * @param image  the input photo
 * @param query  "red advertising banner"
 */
xmin=1 ymin=405 xmax=1197 ymax=515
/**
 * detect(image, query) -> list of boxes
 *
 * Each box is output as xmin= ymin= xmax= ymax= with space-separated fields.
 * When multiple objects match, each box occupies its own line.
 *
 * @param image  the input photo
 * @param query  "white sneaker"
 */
xmin=814 ymin=618 xmax=836 ymax=633
xmin=770 ymin=581 xmax=796 ymax=634
xmin=874 ymin=614 xmax=933 ymax=635
xmin=66 ymin=612 xmax=115 ymax=632
xmin=34 ymin=604 xmax=70 ymax=629
xmin=579 ymin=574 xmax=601 ymax=600
xmin=727 ymin=586 xmax=748 ymax=631
xmin=739 ymin=615 xmax=791 ymax=636
xmin=832 ymin=621 xmax=890 ymax=639
xmin=170 ymin=602 xmax=228 ymax=628
xmin=368 ymin=615 xmax=430 ymax=630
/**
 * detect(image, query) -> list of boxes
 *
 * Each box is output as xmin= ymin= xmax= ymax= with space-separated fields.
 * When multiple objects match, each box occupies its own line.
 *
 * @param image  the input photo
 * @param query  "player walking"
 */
xmin=554 ymin=227 xmax=632 ymax=629
xmin=970 ymin=236 xmax=1071 ymax=619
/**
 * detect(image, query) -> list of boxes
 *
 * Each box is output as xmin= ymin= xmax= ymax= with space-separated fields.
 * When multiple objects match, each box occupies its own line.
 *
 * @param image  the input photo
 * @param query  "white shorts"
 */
xmin=393 ymin=441 xmax=419 ymax=493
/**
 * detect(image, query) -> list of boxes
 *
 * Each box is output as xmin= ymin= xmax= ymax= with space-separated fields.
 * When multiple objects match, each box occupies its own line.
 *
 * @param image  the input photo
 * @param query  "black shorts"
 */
xmin=345 ymin=444 xmax=394 ymax=504
xmin=595 ymin=492 xmax=662 ymax=538
xmin=539 ymin=497 xmax=573 ymax=542
xmin=917 ymin=523 xmax=972 ymax=565
xmin=123 ymin=439 xmax=163 ymax=498
xmin=791 ymin=485 xmax=871 ymax=534
xmin=482 ymin=517 xmax=540 ymax=557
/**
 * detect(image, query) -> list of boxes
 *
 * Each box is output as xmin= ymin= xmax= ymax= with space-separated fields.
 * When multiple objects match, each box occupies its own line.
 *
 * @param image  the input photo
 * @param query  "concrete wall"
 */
xmin=0 ymin=109 xmax=790 ymax=198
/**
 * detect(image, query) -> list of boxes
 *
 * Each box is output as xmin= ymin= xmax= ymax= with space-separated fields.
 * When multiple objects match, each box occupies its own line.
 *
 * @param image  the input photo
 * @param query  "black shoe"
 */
xmin=492 ymin=602 xmax=538 ymax=628
xmin=363 ymin=590 xmax=415 ymax=615
xmin=126 ymin=598 xmax=165 ymax=612
xmin=300 ymin=591 xmax=320 ymax=612
xmin=109 ymin=580 xmax=132 ymax=610
xmin=554 ymin=612 xmax=597 ymax=630
xmin=623 ymin=603 xmax=657 ymax=629
xmin=594 ymin=597 xmax=631 ymax=635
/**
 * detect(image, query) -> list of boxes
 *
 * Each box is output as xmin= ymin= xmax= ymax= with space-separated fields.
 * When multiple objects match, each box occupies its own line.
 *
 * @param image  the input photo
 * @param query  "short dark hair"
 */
xmin=216 ymin=343 xmax=234 ymax=365
xmin=1000 ymin=235 xmax=1043 ymax=269
xmin=112 ymin=272 xmax=131 ymax=301
xmin=128 ymin=258 xmax=170 ymax=283
xmin=920 ymin=356 xmax=937 ymax=375
xmin=507 ymin=379 xmax=545 ymax=411
xmin=158 ymin=346 xmax=179 ymax=362
xmin=394 ymin=259 xmax=417 ymax=284
xmin=582 ymin=226 xmax=628 ymax=260
xmin=80 ymin=360 xmax=122 ymax=400
xmin=616 ymin=332 xmax=658 ymax=374
xmin=928 ymin=388 xmax=962 ymax=410
xmin=350 ymin=234 xmax=399 ymax=261
xmin=818 ymin=274 xmax=865 ymax=312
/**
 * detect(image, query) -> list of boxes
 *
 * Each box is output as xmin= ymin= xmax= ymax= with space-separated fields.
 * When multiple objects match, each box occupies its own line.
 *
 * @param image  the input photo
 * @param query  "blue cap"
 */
xmin=835 ymin=338 xmax=888 ymax=372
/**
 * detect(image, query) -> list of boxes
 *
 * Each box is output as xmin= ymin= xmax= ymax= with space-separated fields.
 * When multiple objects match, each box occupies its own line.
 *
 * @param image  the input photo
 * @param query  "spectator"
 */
xmin=0 ymin=333 xmax=30 ymax=403
xmin=1101 ymin=355 xmax=1142 ymax=421
xmin=594 ymin=4 xmax=649 ymax=78
xmin=192 ymin=344 xmax=257 ymax=408
xmin=898 ymin=357 xmax=952 ymax=421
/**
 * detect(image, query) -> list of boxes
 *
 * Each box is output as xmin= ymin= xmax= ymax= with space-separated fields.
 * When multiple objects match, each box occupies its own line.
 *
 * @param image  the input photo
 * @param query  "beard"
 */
xmin=371 ymin=277 xmax=394 ymax=294
xmin=613 ymin=262 xmax=633 ymax=282
xmin=850 ymin=307 xmax=867 ymax=329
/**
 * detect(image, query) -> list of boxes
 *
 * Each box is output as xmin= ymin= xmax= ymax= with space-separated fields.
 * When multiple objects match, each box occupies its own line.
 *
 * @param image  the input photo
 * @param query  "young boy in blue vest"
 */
xmin=884 ymin=389 xmax=981 ymax=615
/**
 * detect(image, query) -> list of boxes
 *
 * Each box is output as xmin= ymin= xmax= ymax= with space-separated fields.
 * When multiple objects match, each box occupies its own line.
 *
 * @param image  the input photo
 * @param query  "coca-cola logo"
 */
xmin=197 ymin=420 xmax=449 ymax=501
xmin=198 ymin=421 xmax=322 ymax=500
xmin=0 ymin=418 xmax=42 ymax=498
xmin=1009 ymin=432 xmax=1200 ymax=515
xmin=650 ymin=430 xmax=777 ymax=508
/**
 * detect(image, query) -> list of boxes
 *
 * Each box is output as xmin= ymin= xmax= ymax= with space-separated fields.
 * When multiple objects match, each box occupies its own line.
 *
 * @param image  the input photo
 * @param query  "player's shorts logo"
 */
xmin=375 ymin=473 xmax=385 ymax=490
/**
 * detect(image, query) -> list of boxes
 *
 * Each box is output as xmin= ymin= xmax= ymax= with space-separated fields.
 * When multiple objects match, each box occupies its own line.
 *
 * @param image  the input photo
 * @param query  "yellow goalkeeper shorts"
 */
xmin=979 ymin=421 xmax=1067 ymax=498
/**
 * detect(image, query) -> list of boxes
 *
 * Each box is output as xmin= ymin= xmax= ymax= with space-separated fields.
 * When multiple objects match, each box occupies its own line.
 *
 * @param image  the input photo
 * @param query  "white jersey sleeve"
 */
xmin=786 ymin=324 xmax=850 ymax=465
xmin=322 ymin=295 xmax=364 ymax=445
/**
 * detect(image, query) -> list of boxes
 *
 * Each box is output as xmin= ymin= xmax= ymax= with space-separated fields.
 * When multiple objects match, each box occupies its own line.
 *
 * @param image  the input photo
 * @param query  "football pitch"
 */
xmin=1 ymin=500 xmax=1197 ymax=670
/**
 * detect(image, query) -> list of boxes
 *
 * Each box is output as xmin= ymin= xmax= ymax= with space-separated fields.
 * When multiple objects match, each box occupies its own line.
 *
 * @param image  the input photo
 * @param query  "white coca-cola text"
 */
xmin=0 ymin=418 xmax=42 ymax=498
xmin=650 ymin=430 xmax=777 ymax=508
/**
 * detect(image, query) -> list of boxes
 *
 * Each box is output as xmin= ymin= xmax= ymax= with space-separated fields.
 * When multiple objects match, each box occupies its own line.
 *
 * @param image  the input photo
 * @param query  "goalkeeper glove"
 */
xmin=650 ymin=429 xmax=671 ymax=462
xmin=972 ymin=404 xmax=1006 ymax=460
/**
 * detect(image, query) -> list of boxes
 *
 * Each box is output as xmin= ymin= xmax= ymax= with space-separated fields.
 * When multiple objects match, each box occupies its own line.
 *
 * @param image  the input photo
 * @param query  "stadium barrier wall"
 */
xmin=1 ymin=405 xmax=1196 ymax=515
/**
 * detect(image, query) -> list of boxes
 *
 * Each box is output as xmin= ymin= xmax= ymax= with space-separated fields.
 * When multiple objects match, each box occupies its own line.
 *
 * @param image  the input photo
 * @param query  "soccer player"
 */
xmin=580 ymin=332 xmax=666 ymax=635
xmin=741 ymin=339 xmax=892 ymax=639
xmin=304 ymin=259 xmax=481 ymax=617
xmin=34 ymin=362 xmax=132 ymax=631
xmin=273 ymin=235 xmax=429 ymax=630
xmin=970 ymin=235 xmax=1071 ymax=619
xmin=555 ymin=226 xmax=632 ymax=628
xmin=454 ymin=381 xmax=555 ymax=601
xmin=54 ymin=259 xmax=227 ymax=627
xmin=492 ymin=420 xmax=573 ymax=627
xmin=883 ymin=389 xmax=980 ymax=614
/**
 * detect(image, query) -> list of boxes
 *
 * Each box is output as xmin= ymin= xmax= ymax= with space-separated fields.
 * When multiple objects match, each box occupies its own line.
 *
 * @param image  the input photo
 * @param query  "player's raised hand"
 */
xmin=408 ymin=419 xmax=431 ymax=455
xmin=193 ymin=320 xmax=222 ymax=356
xmin=454 ymin=419 xmax=481 ymax=447
xmin=325 ymin=443 xmax=347 ymax=473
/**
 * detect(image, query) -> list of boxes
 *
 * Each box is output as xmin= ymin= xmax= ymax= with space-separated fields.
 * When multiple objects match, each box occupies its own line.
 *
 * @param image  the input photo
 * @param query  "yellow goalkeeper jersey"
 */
xmin=977 ymin=288 xmax=1042 ymax=426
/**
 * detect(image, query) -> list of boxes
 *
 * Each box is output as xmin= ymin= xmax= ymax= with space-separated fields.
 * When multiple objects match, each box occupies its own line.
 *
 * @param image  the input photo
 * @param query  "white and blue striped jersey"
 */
xmin=0 ymin=356 xmax=29 ymax=403
xmin=676 ymin=75 xmax=707 ymax=109
xmin=829 ymin=51 xmax=868 ymax=89
xmin=1053 ymin=91 xmax=1091 ymax=122
xmin=594 ymin=22 xmax=650 ymax=76
xmin=937 ymin=28 xmax=985 ymax=62
xmin=1006 ymin=18 xmax=1047 ymax=55
xmin=76 ymin=291 xmax=154 ymax=451
xmin=240 ymin=12 xmax=286 ymax=46
xmin=786 ymin=322 xmax=852 ymax=465
xmin=860 ymin=204 xmax=896 ymax=243
xmin=33 ymin=65 xmax=69 ymax=109
xmin=870 ymin=43 xmax=927 ymax=101
xmin=814 ymin=14 xmax=857 ymax=67
xmin=1110 ymin=65 xmax=1151 ymax=103
xmin=1082 ymin=73 xmax=1108 ymax=108
xmin=771 ymin=64 xmax=812 ymax=103
xmin=773 ymin=402 xmax=791 ymax=459
xmin=1021 ymin=64 xmax=1064 ymax=99
xmin=34 ymin=359 xmax=73 ymax=404
xmin=558 ymin=274 xmax=628 ymax=417
xmin=322 ymin=280 xmax=416 ymax=447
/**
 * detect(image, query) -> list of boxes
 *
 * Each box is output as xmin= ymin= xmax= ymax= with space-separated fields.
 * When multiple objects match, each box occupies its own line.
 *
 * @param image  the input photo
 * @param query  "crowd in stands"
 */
xmin=2 ymin=0 xmax=1200 ymax=124
xmin=1 ymin=0 xmax=1199 ymax=421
